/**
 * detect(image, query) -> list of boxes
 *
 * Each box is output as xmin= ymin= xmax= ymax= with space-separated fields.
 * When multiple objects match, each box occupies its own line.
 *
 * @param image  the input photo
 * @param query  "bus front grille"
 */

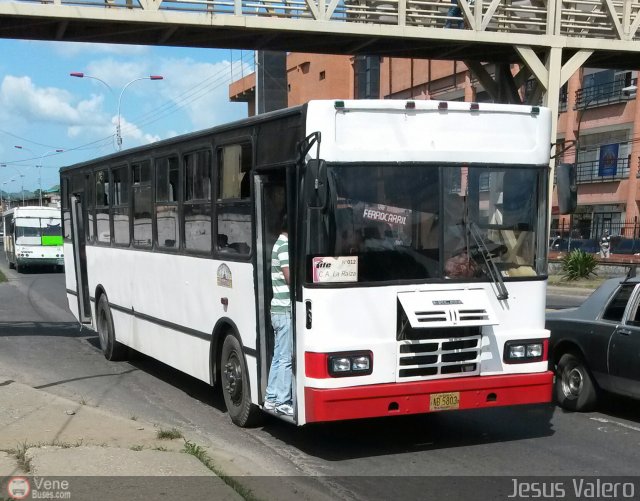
xmin=397 ymin=335 xmax=481 ymax=380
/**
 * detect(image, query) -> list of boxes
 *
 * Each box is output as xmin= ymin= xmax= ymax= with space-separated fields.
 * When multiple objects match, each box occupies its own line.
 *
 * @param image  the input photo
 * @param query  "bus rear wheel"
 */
xmin=220 ymin=334 xmax=262 ymax=427
xmin=96 ymin=294 xmax=127 ymax=361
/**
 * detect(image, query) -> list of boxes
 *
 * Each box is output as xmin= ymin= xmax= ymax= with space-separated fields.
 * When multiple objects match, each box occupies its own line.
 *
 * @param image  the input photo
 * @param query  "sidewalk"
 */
xmin=547 ymin=284 xmax=596 ymax=297
xmin=0 ymin=378 xmax=240 ymax=499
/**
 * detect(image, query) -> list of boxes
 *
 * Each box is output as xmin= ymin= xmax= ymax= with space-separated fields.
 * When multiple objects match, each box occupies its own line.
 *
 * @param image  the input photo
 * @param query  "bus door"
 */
xmin=70 ymin=194 xmax=92 ymax=323
xmin=254 ymin=170 xmax=288 ymax=402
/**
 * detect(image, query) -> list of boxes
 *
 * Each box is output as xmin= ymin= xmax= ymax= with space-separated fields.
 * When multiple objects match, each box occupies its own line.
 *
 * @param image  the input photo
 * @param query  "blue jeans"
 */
xmin=265 ymin=311 xmax=292 ymax=405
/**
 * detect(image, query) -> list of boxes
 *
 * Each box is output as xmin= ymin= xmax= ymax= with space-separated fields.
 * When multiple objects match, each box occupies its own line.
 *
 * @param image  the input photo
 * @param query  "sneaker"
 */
xmin=263 ymin=400 xmax=276 ymax=411
xmin=275 ymin=403 xmax=294 ymax=416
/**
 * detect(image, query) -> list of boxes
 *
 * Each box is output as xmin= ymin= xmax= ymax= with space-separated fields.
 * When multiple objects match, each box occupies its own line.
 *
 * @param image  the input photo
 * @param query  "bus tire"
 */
xmin=555 ymin=352 xmax=598 ymax=412
xmin=15 ymin=261 xmax=22 ymax=273
xmin=96 ymin=294 xmax=127 ymax=361
xmin=220 ymin=334 xmax=262 ymax=427
xmin=8 ymin=261 xmax=14 ymax=269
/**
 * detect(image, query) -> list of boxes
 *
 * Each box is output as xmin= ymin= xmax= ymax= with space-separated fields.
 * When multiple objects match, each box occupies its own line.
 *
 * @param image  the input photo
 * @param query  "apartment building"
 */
xmin=229 ymin=55 xmax=640 ymax=238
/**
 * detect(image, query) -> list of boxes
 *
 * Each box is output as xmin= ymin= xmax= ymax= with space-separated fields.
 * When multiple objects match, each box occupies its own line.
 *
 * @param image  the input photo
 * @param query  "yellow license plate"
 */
xmin=429 ymin=392 xmax=460 ymax=411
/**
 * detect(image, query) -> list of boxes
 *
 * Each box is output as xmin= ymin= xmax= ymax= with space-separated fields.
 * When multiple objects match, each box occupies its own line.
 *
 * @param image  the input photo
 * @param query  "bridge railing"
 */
xmin=16 ymin=0 xmax=640 ymax=42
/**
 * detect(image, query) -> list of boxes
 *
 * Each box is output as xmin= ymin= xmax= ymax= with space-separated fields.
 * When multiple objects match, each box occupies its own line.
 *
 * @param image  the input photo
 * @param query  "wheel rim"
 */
xmin=561 ymin=362 xmax=583 ymax=399
xmin=223 ymin=350 xmax=243 ymax=406
xmin=97 ymin=307 xmax=109 ymax=352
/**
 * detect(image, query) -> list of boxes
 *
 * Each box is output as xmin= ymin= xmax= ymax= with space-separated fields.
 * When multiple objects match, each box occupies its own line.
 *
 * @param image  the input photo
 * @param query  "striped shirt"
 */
xmin=271 ymin=233 xmax=290 ymax=312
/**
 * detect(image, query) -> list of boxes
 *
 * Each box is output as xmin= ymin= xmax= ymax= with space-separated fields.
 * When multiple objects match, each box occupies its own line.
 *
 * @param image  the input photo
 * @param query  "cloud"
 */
xmin=117 ymin=115 xmax=160 ymax=146
xmin=155 ymin=56 xmax=253 ymax=131
xmin=0 ymin=75 xmax=106 ymax=127
xmin=85 ymin=58 xmax=152 ymax=89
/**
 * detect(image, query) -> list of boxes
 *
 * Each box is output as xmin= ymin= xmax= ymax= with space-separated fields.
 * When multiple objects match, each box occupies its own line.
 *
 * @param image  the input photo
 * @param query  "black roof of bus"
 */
xmin=60 ymin=103 xmax=308 ymax=173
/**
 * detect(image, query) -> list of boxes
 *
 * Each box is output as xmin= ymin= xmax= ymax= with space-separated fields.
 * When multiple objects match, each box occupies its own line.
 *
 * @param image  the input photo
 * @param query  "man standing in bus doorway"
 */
xmin=264 ymin=213 xmax=294 ymax=417
xmin=600 ymin=229 xmax=611 ymax=259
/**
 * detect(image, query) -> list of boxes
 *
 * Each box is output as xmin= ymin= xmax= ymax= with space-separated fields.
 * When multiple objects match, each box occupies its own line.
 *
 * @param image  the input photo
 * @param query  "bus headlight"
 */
xmin=330 ymin=357 xmax=351 ymax=373
xmin=508 ymin=345 xmax=526 ymax=359
xmin=504 ymin=340 xmax=547 ymax=363
xmin=351 ymin=356 xmax=370 ymax=371
xmin=328 ymin=352 xmax=373 ymax=377
xmin=526 ymin=343 xmax=543 ymax=358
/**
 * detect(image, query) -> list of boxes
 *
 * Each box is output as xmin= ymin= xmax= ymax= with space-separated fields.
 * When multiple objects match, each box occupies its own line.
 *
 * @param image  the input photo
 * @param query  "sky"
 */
xmin=0 ymin=39 xmax=255 ymax=196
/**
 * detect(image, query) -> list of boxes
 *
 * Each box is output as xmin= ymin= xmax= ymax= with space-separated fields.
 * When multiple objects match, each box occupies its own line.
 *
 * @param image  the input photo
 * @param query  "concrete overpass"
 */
xmin=1 ymin=0 xmax=640 ymax=142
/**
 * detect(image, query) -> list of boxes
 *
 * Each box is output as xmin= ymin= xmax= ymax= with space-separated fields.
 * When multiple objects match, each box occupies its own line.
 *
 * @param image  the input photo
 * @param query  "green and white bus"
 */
xmin=3 ymin=206 xmax=65 ymax=272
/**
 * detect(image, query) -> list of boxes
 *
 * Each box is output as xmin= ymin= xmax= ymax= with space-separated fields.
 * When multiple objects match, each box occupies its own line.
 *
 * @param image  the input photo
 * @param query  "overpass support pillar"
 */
xmin=513 ymin=47 xmax=593 ymax=234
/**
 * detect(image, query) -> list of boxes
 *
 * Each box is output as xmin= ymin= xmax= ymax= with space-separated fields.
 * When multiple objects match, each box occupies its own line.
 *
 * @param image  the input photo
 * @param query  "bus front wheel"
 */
xmin=96 ymin=294 xmax=127 ymax=361
xmin=220 ymin=334 xmax=262 ymax=427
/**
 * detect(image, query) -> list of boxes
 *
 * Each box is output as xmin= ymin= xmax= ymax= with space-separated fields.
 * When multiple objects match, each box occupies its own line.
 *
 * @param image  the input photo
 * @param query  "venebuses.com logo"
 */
xmin=5 ymin=476 xmax=71 ymax=499
xmin=6 ymin=477 xmax=30 ymax=500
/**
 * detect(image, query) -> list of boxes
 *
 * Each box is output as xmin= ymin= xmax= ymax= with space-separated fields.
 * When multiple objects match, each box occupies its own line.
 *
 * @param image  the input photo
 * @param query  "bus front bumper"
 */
xmin=304 ymin=371 xmax=553 ymax=423
xmin=17 ymin=257 xmax=64 ymax=267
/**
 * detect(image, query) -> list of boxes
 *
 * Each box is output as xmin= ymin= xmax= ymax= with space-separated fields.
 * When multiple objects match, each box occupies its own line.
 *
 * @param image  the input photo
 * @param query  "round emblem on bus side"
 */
xmin=217 ymin=263 xmax=233 ymax=288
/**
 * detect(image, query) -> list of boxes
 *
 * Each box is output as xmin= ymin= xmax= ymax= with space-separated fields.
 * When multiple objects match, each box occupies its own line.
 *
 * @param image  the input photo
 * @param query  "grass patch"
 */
xmin=0 ymin=269 xmax=6 ymax=284
xmin=183 ymin=440 xmax=260 ymax=501
xmin=156 ymin=428 xmax=183 ymax=440
xmin=152 ymin=446 xmax=167 ymax=452
xmin=130 ymin=445 xmax=143 ymax=451
xmin=130 ymin=415 xmax=138 ymax=421
xmin=4 ymin=439 xmax=84 ymax=473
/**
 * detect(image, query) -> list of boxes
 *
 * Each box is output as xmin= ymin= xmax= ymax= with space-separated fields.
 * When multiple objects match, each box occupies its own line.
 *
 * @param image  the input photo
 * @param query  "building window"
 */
xmin=354 ymin=55 xmax=380 ymax=99
xmin=184 ymin=149 xmax=212 ymax=253
xmin=155 ymin=155 xmax=179 ymax=250
xmin=319 ymin=71 xmax=326 ymax=81
xmin=216 ymin=143 xmax=252 ymax=256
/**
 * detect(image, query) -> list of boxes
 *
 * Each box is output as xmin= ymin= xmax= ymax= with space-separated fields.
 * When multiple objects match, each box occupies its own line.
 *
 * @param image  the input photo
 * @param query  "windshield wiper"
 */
xmin=468 ymin=222 xmax=509 ymax=301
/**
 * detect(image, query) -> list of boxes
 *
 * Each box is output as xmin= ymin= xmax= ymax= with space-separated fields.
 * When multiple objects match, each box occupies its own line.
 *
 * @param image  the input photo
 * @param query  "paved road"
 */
xmin=546 ymin=291 xmax=586 ymax=309
xmin=1 ymin=255 xmax=639 ymax=500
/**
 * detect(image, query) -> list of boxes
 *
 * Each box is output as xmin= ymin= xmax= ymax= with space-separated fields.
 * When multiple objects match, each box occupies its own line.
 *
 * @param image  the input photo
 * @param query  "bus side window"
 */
xmin=216 ymin=143 xmax=252 ymax=257
xmin=112 ymin=165 xmax=130 ymax=247
xmin=95 ymin=169 xmax=111 ymax=244
xmin=132 ymin=160 xmax=152 ymax=248
xmin=155 ymin=155 xmax=180 ymax=250
xmin=183 ymin=149 xmax=212 ymax=254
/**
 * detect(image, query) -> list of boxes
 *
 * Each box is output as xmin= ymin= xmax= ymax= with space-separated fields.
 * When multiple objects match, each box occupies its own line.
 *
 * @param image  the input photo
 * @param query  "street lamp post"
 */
xmin=14 ymin=145 xmax=35 ymax=206
xmin=38 ymin=149 xmax=64 ymax=206
xmin=116 ymin=76 xmax=163 ymax=150
xmin=71 ymin=72 xmax=164 ymax=151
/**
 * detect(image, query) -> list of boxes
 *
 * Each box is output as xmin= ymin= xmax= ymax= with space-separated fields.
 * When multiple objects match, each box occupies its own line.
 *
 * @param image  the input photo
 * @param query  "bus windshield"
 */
xmin=305 ymin=163 xmax=547 ymax=284
xmin=15 ymin=218 xmax=63 ymax=246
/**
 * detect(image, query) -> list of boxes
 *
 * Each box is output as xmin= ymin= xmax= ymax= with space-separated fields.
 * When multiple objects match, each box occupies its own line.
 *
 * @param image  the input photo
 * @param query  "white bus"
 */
xmin=3 ymin=206 xmax=65 ymax=273
xmin=61 ymin=100 xmax=557 ymax=427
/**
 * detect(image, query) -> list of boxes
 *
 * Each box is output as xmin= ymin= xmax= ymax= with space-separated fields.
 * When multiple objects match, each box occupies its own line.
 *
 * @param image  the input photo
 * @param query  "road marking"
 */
xmin=590 ymin=416 xmax=640 ymax=433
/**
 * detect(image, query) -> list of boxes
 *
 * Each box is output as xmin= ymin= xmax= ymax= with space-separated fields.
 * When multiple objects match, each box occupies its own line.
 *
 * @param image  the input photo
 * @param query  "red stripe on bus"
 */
xmin=304 ymin=371 xmax=553 ymax=423
xmin=305 ymin=352 xmax=329 ymax=379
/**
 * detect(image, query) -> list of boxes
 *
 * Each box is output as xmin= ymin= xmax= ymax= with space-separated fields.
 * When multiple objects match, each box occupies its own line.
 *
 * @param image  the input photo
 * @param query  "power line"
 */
xmin=2 ymin=52 xmax=255 ymax=161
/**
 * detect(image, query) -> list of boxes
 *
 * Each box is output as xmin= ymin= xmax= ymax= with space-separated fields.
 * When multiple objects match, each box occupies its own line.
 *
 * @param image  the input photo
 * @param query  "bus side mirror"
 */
xmin=556 ymin=162 xmax=577 ymax=214
xmin=306 ymin=159 xmax=328 ymax=209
